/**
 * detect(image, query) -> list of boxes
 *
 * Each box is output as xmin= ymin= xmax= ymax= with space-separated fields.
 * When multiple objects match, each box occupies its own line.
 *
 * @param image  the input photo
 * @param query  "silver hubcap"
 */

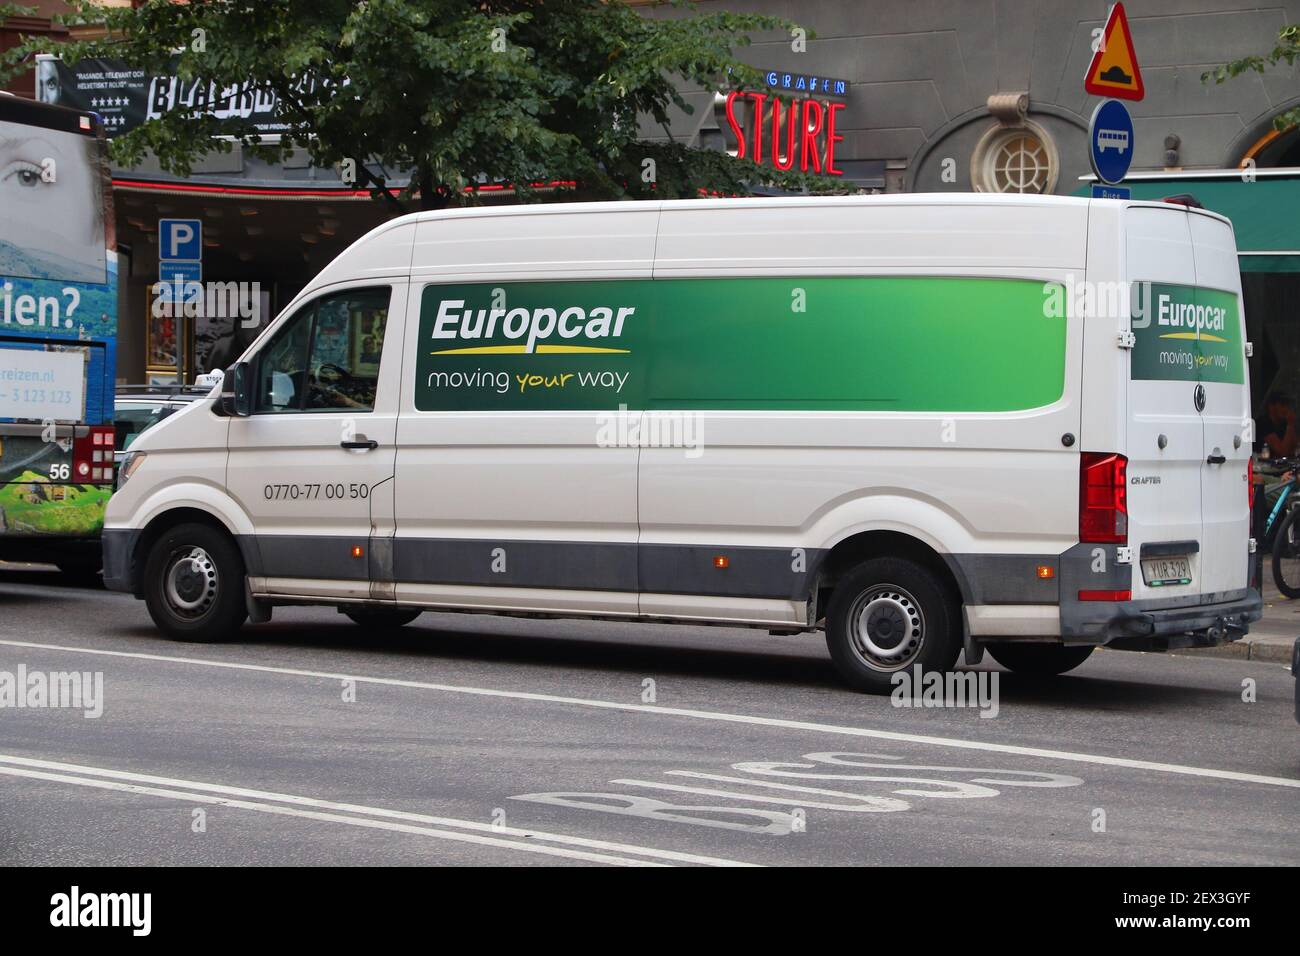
xmin=847 ymin=584 xmax=925 ymax=670
xmin=164 ymin=546 xmax=218 ymax=619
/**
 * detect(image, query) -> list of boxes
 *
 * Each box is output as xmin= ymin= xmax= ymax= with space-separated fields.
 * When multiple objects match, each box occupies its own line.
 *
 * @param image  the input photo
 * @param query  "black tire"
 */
xmin=142 ymin=522 xmax=247 ymax=642
xmin=824 ymin=557 xmax=961 ymax=694
xmin=986 ymin=643 xmax=1094 ymax=676
xmin=343 ymin=607 xmax=422 ymax=629
xmin=1273 ymin=506 xmax=1300 ymax=599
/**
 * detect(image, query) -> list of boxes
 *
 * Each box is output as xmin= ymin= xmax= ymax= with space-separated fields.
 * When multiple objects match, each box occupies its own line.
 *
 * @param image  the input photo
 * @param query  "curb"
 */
xmin=1179 ymin=639 xmax=1295 ymax=664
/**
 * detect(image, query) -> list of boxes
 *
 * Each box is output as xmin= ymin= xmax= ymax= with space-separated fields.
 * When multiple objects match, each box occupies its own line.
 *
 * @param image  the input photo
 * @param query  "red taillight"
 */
xmin=1248 ymin=457 xmax=1255 ymax=510
xmin=1080 ymin=452 xmax=1128 ymax=543
xmin=71 ymin=425 xmax=115 ymax=485
xmin=1079 ymin=589 xmax=1132 ymax=601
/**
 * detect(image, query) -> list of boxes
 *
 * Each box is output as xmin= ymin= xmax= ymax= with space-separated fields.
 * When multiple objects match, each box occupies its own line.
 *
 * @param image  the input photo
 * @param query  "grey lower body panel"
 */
xmin=942 ymin=553 xmax=1060 ymax=605
xmin=98 ymin=528 xmax=1262 ymax=651
xmin=243 ymin=534 xmax=824 ymax=601
xmin=100 ymin=528 xmax=141 ymax=593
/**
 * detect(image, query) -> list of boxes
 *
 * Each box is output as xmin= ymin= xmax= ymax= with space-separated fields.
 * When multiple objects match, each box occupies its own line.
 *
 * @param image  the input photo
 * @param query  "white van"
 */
xmin=103 ymin=195 xmax=1261 ymax=693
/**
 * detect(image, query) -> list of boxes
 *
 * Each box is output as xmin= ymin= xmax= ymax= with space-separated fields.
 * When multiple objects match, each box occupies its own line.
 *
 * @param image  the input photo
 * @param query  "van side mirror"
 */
xmin=220 ymin=362 xmax=253 ymax=417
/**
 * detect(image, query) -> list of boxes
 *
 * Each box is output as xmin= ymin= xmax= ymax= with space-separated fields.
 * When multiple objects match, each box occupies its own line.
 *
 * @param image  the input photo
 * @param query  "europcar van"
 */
xmin=103 ymin=195 xmax=1261 ymax=693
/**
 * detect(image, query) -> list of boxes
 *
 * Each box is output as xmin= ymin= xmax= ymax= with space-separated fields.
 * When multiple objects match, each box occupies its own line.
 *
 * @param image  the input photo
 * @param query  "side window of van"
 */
xmin=254 ymin=287 xmax=390 ymax=413
xmin=256 ymin=303 xmax=314 ymax=412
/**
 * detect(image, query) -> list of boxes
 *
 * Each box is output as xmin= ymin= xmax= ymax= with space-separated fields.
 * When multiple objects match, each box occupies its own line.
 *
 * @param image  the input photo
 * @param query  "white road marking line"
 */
xmin=3 ymin=637 xmax=1298 ymax=790
xmin=0 ymin=753 xmax=754 ymax=868
xmin=0 ymin=764 xmax=660 ymax=866
xmin=612 ymin=777 xmax=909 ymax=813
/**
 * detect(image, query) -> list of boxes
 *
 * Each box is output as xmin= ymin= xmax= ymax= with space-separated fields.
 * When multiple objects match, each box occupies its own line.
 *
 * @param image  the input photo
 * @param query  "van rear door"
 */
xmin=1126 ymin=206 xmax=1204 ymax=601
xmin=1188 ymin=211 xmax=1251 ymax=598
xmin=1126 ymin=204 xmax=1249 ymax=602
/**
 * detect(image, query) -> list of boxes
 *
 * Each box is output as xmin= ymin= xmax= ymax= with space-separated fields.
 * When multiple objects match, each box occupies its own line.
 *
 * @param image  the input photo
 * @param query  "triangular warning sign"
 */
xmin=1085 ymin=3 xmax=1145 ymax=101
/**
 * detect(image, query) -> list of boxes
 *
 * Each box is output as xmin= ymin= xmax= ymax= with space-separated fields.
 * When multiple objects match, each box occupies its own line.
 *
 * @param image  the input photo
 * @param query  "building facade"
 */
xmin=649 ymin=0 xmax=1300 ymax=190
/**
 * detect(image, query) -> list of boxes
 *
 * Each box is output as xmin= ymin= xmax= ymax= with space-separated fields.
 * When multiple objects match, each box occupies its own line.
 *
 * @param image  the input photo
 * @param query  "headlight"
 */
xmin=118 ymin=452 xmax=147 ymax=489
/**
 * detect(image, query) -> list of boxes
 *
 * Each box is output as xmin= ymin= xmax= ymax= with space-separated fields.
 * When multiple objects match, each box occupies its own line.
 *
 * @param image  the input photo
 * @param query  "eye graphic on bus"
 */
xmin=0 ymin=159 xmax=47 ymax=189
xmin=0 ymin=119 xmax=106 ymax=285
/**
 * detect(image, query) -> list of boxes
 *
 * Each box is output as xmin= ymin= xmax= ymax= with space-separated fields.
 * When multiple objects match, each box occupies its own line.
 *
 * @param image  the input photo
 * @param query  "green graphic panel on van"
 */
xmin=1130 ymin=283 xmax=1244 ymax=384
xmin=414 ymin=277 xmax=1066 ymax=411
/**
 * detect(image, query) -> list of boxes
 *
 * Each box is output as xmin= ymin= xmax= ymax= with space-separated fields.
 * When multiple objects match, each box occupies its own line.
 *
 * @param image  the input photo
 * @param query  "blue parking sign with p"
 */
xmin=160 ymin=219 xmax=202 ymax=261
xmin=158 ymin=218 xmax=202 ymax=305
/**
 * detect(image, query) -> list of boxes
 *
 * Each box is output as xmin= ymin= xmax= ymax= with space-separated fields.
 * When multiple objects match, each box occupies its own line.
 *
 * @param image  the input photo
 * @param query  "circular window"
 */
xmin=971 ymin=121 xmax=1060 ymax=194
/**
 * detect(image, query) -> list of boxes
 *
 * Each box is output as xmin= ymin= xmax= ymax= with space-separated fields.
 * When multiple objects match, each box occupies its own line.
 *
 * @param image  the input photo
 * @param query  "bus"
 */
xmin=0 ymin=94 xmax=117 ymax=577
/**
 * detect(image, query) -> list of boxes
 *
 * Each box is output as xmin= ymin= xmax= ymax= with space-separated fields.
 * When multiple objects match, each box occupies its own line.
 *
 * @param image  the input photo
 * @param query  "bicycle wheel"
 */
xmin=1271 ymin=506 xmax=1300 ymax=598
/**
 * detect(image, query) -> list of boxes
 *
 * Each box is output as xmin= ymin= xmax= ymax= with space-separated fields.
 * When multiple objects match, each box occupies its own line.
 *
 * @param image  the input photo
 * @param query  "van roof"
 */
xmin=336 ymin=191 xmax=1231 ymax=254
xmin=295 ymin=192 xmax=1232 ymax=309
xmin=412 ymin=192 xmax=1092 ymax=220
xmin=315 ymin=193 xmax=1106 ymax=274
xmin=372 ymin=190 xmax=1229 ymax=228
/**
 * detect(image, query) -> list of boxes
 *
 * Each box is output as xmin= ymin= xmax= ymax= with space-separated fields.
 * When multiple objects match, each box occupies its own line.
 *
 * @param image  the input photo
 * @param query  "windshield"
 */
xmin=113 ymin=402 xmax=172 ymax=450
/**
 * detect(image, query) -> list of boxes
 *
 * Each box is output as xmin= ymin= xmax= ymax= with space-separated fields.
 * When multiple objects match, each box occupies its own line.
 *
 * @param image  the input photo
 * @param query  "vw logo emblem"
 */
xmin=1194 ymin=384 xmax=1207 ymax=412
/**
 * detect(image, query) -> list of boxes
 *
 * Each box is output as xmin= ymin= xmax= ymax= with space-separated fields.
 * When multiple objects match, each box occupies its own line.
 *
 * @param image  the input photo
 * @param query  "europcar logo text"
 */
xmin=1131 ymin=286 xmax=1231 ymax=341
xmin=1154 ymin=293 xmax=1228 ymax=342
xmin=429 ymin=299 xmax=634 ymax=355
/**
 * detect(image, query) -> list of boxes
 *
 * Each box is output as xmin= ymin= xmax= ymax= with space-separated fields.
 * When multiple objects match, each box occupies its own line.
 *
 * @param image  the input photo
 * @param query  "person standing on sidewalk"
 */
xmin=1255 ymin=391 xmax=1298 ymax=458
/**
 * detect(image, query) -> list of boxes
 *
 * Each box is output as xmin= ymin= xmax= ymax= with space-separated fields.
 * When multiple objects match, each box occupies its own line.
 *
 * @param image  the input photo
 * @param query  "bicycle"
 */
xmin=1263 ymin=458 xmax=1300 ymax=597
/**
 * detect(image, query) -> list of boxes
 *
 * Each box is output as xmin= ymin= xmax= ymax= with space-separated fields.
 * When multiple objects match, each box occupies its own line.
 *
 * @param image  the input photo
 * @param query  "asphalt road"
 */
xmin=1 ymin=563 xmax=1297 ymax=867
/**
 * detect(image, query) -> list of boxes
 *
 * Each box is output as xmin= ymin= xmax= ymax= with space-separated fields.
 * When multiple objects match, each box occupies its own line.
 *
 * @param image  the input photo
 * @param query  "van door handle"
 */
xmin=1206 ymin=453 xmax=1227 ymax=465
xmin=341 ymin=437 xmax=378 ymax=451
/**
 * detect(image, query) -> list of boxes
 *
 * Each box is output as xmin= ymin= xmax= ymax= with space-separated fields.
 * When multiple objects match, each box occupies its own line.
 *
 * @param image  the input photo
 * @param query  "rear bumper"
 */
xmin=1064 ymin=590 xmax=1263 ymax=650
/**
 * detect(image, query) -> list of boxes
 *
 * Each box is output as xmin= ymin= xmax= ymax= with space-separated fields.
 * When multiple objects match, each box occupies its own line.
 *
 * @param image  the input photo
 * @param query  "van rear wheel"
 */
xmin=143 ymin=523 xmax=247 ymax=642
xmin=824 ymin=557 xmax=961 ymax=694
xmin=986 ymin=643 xmax=1094 ymax=675
xmin=343 ymin=608 xmax=422 ymax=629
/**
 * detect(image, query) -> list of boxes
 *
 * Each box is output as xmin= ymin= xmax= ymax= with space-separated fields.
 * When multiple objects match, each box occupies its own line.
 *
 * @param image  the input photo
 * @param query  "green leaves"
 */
xmin=1 ymin=0 xmax=852 ymax=212
xmin=1203 ymin=22 xmax=1300 ymax=131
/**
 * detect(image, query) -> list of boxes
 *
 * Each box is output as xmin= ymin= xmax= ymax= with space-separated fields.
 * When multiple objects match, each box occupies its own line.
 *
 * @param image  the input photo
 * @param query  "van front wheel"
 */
xmin=824 ymin=557 xmax=961 ymax=694
xmin=986 ymin=643 xmax=1094 ymax=675
xmin=143 ymin=523 xmax=247 ymax=642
